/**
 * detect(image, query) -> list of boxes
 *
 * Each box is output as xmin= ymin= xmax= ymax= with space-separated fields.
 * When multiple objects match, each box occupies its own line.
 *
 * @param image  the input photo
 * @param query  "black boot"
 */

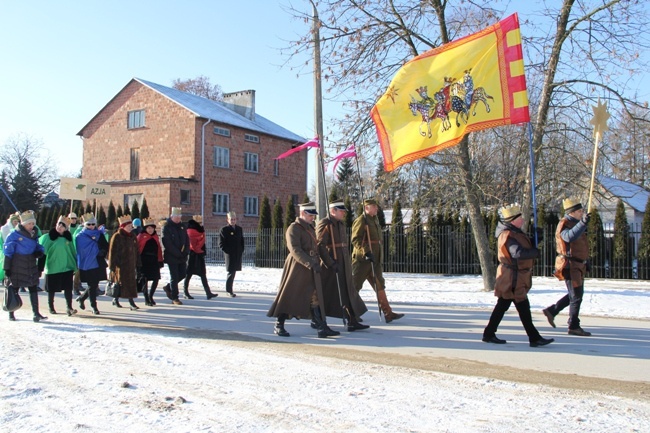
xmin=30 ymin=290 xmax=47 ymax=322
xmin=129 ymin=298 xmax=139 ymax=311
xmin=9 ymin=312 xmax=16 ymax=321
xmin=76 ymin=290 xmax=89 ymax=310
xmin=274 ymin=314 xmax=290 ymax=337
xmin=91 ymin=301 xmax=100 ymax=315
xmin=346 ymin=310 xmax=370 ymax=332
xmin=48 ymin=292 xmax=57 ymax=314
xmin=143 ymin=285 xmax=152 ymax=306
xmin=112 ymin=298 xmax=123 ymax=308
xmin=312 ymin=306 xmax=340 ymax=338
xmin=183 ymin=287 xmax=194 ymax=299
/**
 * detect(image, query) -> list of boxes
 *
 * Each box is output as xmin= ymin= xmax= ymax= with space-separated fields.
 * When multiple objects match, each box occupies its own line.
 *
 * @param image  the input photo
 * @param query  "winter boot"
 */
xmin=91 ymin=300 xmax=100 ymax=315
xmin=76 ymin=290 xmax=88 ymax=310
xmin=129 ymin=298 xmax=139 ymax=311
xmin=377 ymin=290 xmax=404 ymax=323
xmin=30 ymin=290 xmax=47 ymax=322
xmin=346 ymin=307 xmax=370 ymax=332
xmin=48 ymin=291 xmax=57 ymax=314
xmin=274 ymin=314 xmax=290 ymax=337
xmin=8 ymin=312 xmax=16 ymax=321
xmin=312 ymin=306 xmax=340 ymax=338
xmin=112 ymin=298 xmax=123 ymax=308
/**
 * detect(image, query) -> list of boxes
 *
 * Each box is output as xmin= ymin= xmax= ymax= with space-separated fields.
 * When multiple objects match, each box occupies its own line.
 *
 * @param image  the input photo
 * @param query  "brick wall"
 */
xmin=80 ymin=79 xmax=307 ymax=230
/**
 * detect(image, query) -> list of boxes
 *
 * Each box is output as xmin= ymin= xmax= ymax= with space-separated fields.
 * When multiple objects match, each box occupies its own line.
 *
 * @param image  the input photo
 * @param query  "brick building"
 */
xmin=77 ymin=78 xmax=308 ymax=230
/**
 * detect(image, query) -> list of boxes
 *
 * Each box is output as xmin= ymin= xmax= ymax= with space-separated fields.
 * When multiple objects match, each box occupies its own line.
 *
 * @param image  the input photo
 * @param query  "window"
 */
xmin=124 ymin=193 xmax=144 ymax=210
xmin=244 ymin=196 xmax=258 ymax=216
xmin=245 ymin=133 xmax=259 ymax=143
xmin=244 ymin=152 xmax=259 ymax=173
xmin=127 ymin=110 xmax=145 ymax=129
xmin=180 ymin=189 xmax=191 ymax=205
xmin=292 ymin=194 xmax=299 ymax=206
xmin=273 ymin=159 xmax=280 ymax=176
xmin=214 ymin=146 xmax=230 ymax=168
xmin=214 ymin=127 xmax=231 ymax=137
xmin=213 ymin=193 xmax=229 ymax=214
xmin=130 ymin=148 xmax=140 ymax=180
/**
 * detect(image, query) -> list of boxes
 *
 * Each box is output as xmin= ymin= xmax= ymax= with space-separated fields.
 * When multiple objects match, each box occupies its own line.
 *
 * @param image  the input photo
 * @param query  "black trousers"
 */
xmin=484 ymin=297 xmax=541 ymax=343
xmin=167 ymin=262 xmax=186 ymax=301
xmin=225 ymin=271 xmax=237 ymax=293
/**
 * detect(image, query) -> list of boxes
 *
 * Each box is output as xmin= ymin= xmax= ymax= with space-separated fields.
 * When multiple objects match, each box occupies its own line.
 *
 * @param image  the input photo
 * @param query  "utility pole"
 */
xmin=311 ymin=0 xmax=326 ymax=218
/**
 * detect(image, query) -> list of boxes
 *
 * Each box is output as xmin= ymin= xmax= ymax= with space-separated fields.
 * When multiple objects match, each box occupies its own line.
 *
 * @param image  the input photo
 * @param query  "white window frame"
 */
xmin=213 ymin=193 xmax=229 ymax=214
xmin=244 ymin=152 xmax=259 ymax=173
xmin=244 ymin=196 xmax=259 ymax=216
xmin=214 ymin=146 xmax=230 ymax=168
xmin=244 ymin=133 xmax=260 ymax=143
xmin=127 ymin=109 xmax=145 ymax=129
xmin=214 ymin=127 xmax=231 ymax=137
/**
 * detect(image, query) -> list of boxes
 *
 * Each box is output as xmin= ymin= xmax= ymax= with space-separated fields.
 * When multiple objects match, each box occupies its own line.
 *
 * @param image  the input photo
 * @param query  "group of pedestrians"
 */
xmin=3 ymin=206 xmax=246 ymax=321
xmin=4 ymin=198 xmax=592 ymax=346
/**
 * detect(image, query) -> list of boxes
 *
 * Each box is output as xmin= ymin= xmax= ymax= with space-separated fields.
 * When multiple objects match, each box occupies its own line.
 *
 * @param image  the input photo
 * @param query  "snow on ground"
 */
xmin=1 ymin=266 xmax=649 ymax=432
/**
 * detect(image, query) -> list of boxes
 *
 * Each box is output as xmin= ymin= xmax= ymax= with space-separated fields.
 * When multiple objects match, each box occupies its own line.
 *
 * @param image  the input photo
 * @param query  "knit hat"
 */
xmin=20 ymin=210 xmax=36 ymax=225
xmin=562 ymin=197 xmax=583 ymax=214
xmin=171 ymin=207 xmax=182 ymax=217
xmin=9 ymin=212 xmax=21 ymax=224
xmin=499 ymin=203 xmax=522 ymax=222
xmin=299 ymin=202 xmax=318 ymax=215
xmin=142 ymin=218 xmax=156 ymax=228
xmin=82 ymin=213 xmax=97 ymax=225
xmin=68 ymin=212 xmax=78 ymax=219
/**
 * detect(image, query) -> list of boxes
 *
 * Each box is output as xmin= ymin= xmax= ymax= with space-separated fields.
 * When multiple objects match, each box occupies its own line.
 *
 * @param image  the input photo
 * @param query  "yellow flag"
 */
xmin=371 ymin=14 xmax=529 ymax=171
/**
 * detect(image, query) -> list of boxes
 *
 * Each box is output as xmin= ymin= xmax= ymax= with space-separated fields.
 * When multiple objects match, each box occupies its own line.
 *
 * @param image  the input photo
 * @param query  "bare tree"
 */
xmin=0 ymin=133 xmax=59 ymax=212
xmin=283 ymin=0 xmax=650 ymax=290
xmin=172 ymin=75 xmax=223 ymax=101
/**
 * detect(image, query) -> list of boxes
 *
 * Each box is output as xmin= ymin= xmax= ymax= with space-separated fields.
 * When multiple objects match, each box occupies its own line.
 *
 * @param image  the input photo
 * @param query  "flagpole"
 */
xmin=311 ymin=1 xmax=326 ymax=218
xmin=527 ymin=122 xmax=539 ymax=246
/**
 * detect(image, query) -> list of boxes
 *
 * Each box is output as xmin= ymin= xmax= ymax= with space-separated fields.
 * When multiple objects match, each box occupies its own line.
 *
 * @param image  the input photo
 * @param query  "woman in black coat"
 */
xmin=137 ymin=219 xmax=164 ymax=306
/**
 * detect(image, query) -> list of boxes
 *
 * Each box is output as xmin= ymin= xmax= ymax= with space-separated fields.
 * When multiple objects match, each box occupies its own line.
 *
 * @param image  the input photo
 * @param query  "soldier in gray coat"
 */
xmin=267 ymin=202 xmax=340 ymax=338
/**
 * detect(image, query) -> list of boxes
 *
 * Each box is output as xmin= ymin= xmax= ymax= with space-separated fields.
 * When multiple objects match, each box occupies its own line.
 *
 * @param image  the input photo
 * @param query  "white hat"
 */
xmin=329 ymin=201 xmax=348 ymax=211
xmin=171 ymin=207 xmax=182 ymax=217
xmin=20 ymin=210 xmax=36 ymax=225
xmin=299 ymin=202 xmax=318 ymax=215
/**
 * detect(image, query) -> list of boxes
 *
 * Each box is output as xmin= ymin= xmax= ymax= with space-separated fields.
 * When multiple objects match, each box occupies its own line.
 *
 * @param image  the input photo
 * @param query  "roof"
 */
xmin=78 ymin=78 xmax=306 ymax=143
xmin=597 ymin=175 xmax=650 ymax=212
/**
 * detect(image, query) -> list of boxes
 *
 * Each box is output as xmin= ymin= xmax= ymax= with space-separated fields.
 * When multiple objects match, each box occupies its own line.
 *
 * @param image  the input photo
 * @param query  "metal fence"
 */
xmin=202 ymin=223 xmax=646 ymax=280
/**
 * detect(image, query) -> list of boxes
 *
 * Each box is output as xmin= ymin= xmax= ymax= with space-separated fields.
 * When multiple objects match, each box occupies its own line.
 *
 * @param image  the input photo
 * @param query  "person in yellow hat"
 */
xmin=543 ymin=198 xmax=592 ymax=336
xmin=482 ymin=204 xmax=554 ymax=347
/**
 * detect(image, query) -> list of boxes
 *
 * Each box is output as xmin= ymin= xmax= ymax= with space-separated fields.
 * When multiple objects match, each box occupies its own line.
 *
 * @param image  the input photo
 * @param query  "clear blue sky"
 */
xmin=0 ymin=1 xmax=328 ymax=178
xmin=2 ymin=2 xmax=648 ymax=184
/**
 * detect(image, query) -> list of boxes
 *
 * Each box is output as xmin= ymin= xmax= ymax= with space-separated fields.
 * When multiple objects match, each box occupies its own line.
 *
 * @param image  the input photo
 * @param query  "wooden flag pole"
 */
xmin=587 ymin=98 xmax=610 ymax=213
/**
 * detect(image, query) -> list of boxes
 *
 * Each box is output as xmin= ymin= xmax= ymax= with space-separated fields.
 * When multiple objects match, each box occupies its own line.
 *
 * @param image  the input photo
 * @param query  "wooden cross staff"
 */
xmin=587 ymin=98 xmax=610 ymax=213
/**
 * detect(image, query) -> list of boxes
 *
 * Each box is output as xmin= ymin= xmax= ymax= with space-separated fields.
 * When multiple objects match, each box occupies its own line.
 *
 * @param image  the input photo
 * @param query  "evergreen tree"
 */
xmin=140 ymin=197 xmax=150 ymax=219
xmin=407 ymin=204 xmax=424 ymax=273
xmin=377 ymin=204 xmax=386 ymax=228
xmin=389 ymin=199 xmax=405 ymax=272
xmin=0 ymin=170 xmax=12 ymax=216
xmin=37 ymin=207 xmax=49 ymax=229
xmin=48 ymin=206 xmax=61 ymax=229
xmin=271 ymin=199 xmax=284 ymax=267
xmin=344 ymin=196 xmax=354 ymax=228
xmin=256 ymin=195 xmax=272 ymax=267
xmin=334 ymin=157 xmax=358 ymax=203
xmin=97 ymin=204 xmax=107 ymax=227
xmin=124 ymin=202 xmax=131 ymax=217
xmin=116 ymin=204 xmax=124 ymax=219
xmin=107 ymin=201 xmax=117 ymax=230
xmin=612 ymin=199 xmax=630 ymax=279
xmin=131 ymin=200 xmax=140 ymax=219
xmin=85 ymin=203 xmax=92 ymax=214
xmin=587 ymin=208 xmax=606 ymax=278
xmin=73 ymin=202 xmax=83 ymax=218
xmin=284 ymin=195 xmax=296 ymax=231
xmin=302 ymin=192 xmax=310 ymax=204
xmin=10 ymin=158 xmax=43 ymax=211
xmin=638 ymin=198 xmax=650 ymax=279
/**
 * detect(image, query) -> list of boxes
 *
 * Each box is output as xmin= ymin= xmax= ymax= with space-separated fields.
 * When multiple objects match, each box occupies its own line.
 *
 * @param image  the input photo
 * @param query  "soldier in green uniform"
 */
xmin=351 ymin=198 xmax=404 ymax=323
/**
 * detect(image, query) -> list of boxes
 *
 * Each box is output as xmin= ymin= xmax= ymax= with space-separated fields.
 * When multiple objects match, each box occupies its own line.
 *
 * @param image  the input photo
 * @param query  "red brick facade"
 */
xmin=78 ymin=80 xmax=307 ymax=230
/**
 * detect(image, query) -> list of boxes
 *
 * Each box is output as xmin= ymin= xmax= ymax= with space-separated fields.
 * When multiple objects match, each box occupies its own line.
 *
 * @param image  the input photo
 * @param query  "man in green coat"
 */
xmin=351 ymin=198 xmax=404 ymax=323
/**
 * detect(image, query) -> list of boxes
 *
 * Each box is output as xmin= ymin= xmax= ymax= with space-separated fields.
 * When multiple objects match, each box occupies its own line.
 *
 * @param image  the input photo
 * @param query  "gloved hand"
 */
xmin=330 ymin=261 xmax=339 ymax=273
xmin=581 ymin=212 xmax=591 ymax=224
xmin=312 ymin=262 xmax=322 ymax=273
xmin=33 ymin=251 xmax=44 ymax=259
xmin=364 ymin=252 xmax=374 ymax=262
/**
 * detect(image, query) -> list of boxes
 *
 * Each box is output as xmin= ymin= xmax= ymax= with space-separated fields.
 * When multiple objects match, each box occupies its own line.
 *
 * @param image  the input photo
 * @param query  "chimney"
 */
xmin=222 ymin=90 xmax=255 ymax=120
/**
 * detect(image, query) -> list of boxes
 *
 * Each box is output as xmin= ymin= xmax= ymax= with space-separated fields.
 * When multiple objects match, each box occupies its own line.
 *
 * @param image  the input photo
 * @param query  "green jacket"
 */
xmin=39 ymin=229 xmax=78 ymax=274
